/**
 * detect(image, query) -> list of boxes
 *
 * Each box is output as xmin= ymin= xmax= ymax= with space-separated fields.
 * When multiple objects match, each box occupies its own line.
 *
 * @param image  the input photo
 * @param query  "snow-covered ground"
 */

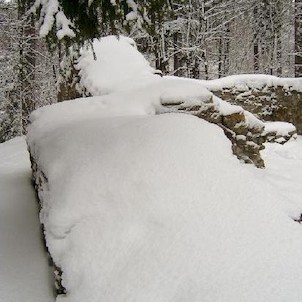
xmin=261 ymin=137 xmax=302 ymax=218
xmin=2 ymin=135 xmax=302 ymax=301
xmin=0 ymin=137 xmax=54 ymax=302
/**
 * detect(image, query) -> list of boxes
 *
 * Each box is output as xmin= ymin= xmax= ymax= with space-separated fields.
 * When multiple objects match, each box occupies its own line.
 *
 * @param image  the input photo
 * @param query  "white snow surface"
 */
xmin=31 ymin=0 xmax=75 ymax=39
xmin=212 ymin=95 xmax=243 ymax=116
xmin=27 ymin=94 xmax=302 ymax=302
xmin=0 ymin=137 xmax=54 ymax=302
xmin=76 ymin=36 xmax=159 ymax=96
xmin=261 ymin=137 xmax=302 ymax=217
xmin=244 ymin=110 xmax=265 ymax=130
xmin=29 ymin=78 xmax=212 ymax=131
xmin=264 ymin=121 xmax=297 ymax=136
xmin=201 ymin=74 xmax=302 ymax=92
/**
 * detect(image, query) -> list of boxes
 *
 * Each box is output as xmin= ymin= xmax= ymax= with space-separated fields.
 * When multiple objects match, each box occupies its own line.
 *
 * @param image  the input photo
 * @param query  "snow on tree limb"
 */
xmin=30 ymin=0 xmax=75 ymax=39
xmin=56 ymin=11 xmax=75 ymax=40
xmin=28 ymin=0 xmax=170 ymax=44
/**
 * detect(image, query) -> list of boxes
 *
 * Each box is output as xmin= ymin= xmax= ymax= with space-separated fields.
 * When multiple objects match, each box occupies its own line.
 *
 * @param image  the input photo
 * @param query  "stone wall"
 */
xmin=207 ymin=78 xmax=302 ymax=134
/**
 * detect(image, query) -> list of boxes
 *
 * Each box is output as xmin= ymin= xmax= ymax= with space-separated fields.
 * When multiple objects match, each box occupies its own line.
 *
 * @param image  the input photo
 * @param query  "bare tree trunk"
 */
xmin=173 ymin=31 xmax=182 ymax=76
xmin=218 ymin=37 xmax=222 ymax=78
xmin=202 ymin=50 xmax=209 ymax=80
xmin=223 ymin=24 xmax=230 ymax=76
xmin=295 ymin=0 xmax=302 ymax=77
xmin=276 ymin=33 xmax=282 ymax=76
xmin=18 ymin=0 xmax=36 ymax=133
xmin=192 ymin=57 xmax=200 ymax=79
xmin=253 ymin=6 xmax=259 ymax=72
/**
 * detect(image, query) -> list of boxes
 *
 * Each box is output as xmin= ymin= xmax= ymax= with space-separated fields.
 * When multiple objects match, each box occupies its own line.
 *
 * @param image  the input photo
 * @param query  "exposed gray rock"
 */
xmin=29 ymin=151 xmax=66 ymax=297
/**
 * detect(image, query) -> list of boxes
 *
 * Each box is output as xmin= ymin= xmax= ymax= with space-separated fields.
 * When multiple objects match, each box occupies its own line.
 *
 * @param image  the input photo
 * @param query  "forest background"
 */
xmin=0 ymin=0 xmax=301 ymax=143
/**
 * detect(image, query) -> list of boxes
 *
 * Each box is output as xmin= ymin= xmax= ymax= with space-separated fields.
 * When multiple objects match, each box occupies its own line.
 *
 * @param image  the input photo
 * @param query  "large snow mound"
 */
xmin=27 ymin=97 xmax=302 ymax=301
xmin=77 ymin=36 xmax=159 ymax=95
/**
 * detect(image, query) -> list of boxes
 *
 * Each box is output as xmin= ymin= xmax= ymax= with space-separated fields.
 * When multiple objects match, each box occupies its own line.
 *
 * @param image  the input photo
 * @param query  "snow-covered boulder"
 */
xmin=27 ymin=95 xmax=302 ymax=302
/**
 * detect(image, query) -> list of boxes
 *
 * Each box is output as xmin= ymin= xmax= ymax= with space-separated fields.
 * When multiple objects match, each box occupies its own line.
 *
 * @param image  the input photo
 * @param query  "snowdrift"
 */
xmin=27 ymin=96 xmax=302 ymax=302
xmin=76 ymin=36 xmax=159 ymax=96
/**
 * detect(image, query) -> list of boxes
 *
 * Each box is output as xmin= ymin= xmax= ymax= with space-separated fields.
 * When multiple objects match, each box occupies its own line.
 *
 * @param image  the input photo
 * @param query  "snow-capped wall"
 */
xmin=203 ymin=74 xmax=302 ymax=92
xmin=74 ymin=38 xmax=302 ymax=136
xmin=203 ymin=74 xmax=302 ymax=134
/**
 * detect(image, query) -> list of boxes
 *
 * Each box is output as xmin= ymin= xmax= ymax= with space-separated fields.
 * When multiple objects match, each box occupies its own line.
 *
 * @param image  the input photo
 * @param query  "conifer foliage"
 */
xmin=30 ymin=0 xmax=171 ymax=45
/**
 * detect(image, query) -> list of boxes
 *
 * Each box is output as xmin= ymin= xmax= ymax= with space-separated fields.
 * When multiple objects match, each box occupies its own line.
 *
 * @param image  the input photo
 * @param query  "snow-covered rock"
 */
xmin=64 ymin=36 xmax=302 ymax=138
xmin=27 ymin=98 xmax=302 ymax=301
xmin=264 ymin=121 xmax=297 ymax=144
